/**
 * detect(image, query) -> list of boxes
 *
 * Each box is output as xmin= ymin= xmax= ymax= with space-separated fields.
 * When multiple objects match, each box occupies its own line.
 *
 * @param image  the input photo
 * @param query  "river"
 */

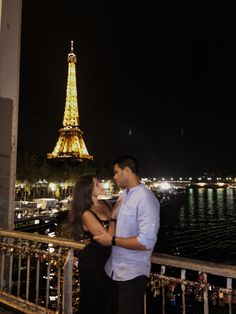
xmin=155 ymin=187 xmax=236 ymax=265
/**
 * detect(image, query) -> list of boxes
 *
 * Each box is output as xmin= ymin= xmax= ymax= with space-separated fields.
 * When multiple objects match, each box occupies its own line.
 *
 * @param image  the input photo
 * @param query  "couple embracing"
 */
xmin=70 ymin=155 xmax=160 ymax=314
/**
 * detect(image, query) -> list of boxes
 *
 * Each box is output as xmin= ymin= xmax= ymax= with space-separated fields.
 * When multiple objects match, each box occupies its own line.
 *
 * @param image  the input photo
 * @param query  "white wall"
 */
xmin=0 ymin=0 xmax=22 ymax=229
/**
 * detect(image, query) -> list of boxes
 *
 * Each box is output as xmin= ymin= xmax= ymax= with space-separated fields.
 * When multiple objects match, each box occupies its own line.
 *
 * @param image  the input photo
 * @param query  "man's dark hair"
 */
xmin=112 ymin=155 xmax=139 ymax=175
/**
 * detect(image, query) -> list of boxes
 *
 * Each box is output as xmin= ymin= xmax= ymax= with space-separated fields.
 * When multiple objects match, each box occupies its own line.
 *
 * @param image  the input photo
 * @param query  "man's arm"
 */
xmin=94 ymin=191 xmax=160 ymax=251
xmin=94 ymin=197 xmax=148 ymax=250
xmin=93 ymin=233 xmax=148 ymax=250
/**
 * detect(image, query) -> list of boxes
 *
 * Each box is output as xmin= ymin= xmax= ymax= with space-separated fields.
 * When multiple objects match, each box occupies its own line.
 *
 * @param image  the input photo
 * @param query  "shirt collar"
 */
xmin=126 ymin=183 xmax=143 ymax=195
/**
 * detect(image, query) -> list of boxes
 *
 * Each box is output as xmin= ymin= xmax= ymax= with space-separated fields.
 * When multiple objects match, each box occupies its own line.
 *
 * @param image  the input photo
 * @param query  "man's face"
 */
xmin=113 ymin=164 xmax=127 ymax=188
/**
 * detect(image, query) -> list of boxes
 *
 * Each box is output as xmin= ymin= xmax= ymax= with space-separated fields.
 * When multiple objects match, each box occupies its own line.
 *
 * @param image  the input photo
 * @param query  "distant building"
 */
xmin=47 ymin=41 xmax=93 ymax=161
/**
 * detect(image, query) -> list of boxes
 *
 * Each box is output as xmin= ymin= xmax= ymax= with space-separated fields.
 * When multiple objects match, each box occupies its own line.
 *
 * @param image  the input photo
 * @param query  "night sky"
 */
xmin=18 ymin=1 xmax=235 ymax=177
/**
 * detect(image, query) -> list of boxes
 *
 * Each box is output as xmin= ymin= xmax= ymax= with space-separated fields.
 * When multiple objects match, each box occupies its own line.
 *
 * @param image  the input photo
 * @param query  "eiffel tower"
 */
xmin=47 ymin=41 xmax=93 ymax=161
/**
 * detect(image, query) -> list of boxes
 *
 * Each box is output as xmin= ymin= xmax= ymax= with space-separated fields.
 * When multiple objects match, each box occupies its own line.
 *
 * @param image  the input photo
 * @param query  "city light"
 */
xmin=160 ymin=182 xmax=171 ymax=190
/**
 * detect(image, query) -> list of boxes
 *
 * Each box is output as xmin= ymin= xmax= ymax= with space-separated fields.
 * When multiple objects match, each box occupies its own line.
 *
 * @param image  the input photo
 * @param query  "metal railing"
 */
xmin=0 ymin=229 xmax=84 ymax=314
xmin=1 ymin=228 xmax=236 ymax=313
xmin=150 ymin=253 xmax=236 ymax=314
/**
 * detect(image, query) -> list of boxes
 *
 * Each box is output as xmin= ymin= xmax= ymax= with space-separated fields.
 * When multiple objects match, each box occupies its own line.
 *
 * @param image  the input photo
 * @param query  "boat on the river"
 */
xmin=227 ymin=184 xmax=236 ymax=189
xmin=14 ymin=200 xmax=59 ymax=231
xmin=153 ymin=187 xmax=186 ymax=206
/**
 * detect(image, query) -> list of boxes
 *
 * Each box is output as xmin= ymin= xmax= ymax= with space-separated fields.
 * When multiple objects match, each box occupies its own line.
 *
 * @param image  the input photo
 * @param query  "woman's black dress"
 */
xmin=78 ymin=210 xmax=117 ymax=314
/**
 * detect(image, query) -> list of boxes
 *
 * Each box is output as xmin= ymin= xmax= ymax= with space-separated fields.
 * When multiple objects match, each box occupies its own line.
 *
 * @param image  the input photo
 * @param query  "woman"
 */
xmin=70 ymin=174 xmax=118 ymax=314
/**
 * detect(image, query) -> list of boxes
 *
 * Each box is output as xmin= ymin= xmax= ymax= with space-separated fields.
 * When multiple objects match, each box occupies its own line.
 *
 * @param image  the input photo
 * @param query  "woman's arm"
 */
xmin=107 ymin=198 xmax=123 ymax=236
xmin=82 ymin=211 xmax=109 ymax=236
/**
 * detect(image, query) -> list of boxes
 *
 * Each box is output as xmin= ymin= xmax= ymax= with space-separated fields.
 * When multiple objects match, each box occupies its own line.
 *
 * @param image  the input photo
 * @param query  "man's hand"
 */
xmin=94 ymin=232 xmax=112 ymax=246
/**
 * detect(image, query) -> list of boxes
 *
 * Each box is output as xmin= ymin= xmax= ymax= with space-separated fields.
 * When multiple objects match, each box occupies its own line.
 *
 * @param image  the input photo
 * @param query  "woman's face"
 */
xmin=92 ymin=177 xmax=104 ymax=197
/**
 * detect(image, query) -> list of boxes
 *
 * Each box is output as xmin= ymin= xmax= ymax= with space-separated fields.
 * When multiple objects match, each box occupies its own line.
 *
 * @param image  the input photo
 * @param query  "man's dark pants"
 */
xmin=116 ymin=275 xmax=148 ymax=314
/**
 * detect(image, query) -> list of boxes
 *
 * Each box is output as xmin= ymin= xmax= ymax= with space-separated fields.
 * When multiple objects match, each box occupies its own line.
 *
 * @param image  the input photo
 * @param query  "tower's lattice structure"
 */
xmin=47 ymin=41 xmax=93 ymax=161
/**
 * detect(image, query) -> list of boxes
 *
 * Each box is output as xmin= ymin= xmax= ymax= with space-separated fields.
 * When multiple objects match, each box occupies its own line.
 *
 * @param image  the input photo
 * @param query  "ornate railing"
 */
xmin=0 ymin=229 xmax=84 ymax=314
xmin=1 ymin=229 xmax=236 ymax=313
xmin=150 ymin=253 xmax=236 ymax=314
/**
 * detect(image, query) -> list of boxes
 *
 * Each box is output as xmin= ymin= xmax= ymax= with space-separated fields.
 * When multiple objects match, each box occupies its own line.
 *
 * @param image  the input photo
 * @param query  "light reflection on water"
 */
xmin=46 ymin=188 xmax=236 ymax=265
xmin=155 ymin=188 xmax=236 ymax=265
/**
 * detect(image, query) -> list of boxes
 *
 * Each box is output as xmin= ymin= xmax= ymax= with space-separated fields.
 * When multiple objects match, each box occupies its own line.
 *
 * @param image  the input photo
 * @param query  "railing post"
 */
xmin=203 ymin=272 xmax=208 ymax=314
xmin=8 ymin=251 xmax=13 ymax=294
xmin=63 ymin=249 xmax=73 ymax=314
xmin=1 ymin=238 xmax=11 ymax=292
xmin=26 ymin=253 xmax=31 ymax=301
xmin=181 ymin=269 xmax=186 ymax=314
xmin=17 ymin=254 xmax=22 ymax=297
xmin=144 ymin=292 xmax=146 ymax=314
xmin=0 ymin=251 xmax=5 ymax=290
xmin=227 ymin=278 xmax=232 ymax=314
xmin=35 ymin=253 xmax=40 ymax=304
xmin=161 ymin=265 xmax=166 ymax=314
xmin=57 ymin=248 xmax=62 ymax=312
xmin=46 ymin=258 xmax=50 ymax=309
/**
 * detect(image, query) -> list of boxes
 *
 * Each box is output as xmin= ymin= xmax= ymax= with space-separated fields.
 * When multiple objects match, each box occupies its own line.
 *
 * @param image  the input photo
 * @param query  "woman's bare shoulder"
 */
xmin=82 ymin=210 xmax=92 ymax=219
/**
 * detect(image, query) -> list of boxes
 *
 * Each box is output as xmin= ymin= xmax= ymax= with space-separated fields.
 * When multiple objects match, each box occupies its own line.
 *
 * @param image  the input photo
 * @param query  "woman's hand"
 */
xmin=79 ymin=238 xmax=91 ymax=245
xmin=111 ymin=196 xmax=123 ymax=219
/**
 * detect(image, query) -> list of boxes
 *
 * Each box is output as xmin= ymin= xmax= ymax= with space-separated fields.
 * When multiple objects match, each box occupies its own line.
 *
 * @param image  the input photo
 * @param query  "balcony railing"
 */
xmin=150 ymin=253 xmax=236 ymax=314
xmin=0 ymin=229 xmax=84 ymax=314
xmin=1 ymin=228 xmax=236 ymax=314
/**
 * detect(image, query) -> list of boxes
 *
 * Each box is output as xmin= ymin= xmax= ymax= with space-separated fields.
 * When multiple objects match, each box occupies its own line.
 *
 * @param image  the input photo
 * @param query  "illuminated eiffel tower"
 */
xmin=47 ymin=41 xmax=93 ymax=161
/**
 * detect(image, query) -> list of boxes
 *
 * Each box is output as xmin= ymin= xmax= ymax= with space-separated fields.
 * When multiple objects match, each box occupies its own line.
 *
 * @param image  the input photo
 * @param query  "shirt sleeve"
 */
xmin=136 ymin=193 xmax=160 ymax=250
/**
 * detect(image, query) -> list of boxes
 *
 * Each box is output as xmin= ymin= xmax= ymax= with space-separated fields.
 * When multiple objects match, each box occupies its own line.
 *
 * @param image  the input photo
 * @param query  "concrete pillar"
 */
xmin=0 ymin=0 xmax=22 ymax=230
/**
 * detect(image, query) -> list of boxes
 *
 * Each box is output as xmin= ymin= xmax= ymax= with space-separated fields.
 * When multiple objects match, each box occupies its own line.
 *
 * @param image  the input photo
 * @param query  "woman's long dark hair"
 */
xmin=70 ymin=174 xmax=95 ymax=240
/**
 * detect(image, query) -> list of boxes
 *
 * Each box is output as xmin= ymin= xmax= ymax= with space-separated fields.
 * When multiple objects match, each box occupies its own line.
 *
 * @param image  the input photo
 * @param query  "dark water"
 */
xmin=155 ymin=188 xmax=236 ymax=265
xmin=50 ymin=187 xmax=236 ymax=265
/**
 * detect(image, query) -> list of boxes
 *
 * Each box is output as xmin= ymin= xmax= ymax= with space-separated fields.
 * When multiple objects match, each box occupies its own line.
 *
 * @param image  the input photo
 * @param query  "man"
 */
xmin=94 ymin=155 xmax=160 ymax=314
